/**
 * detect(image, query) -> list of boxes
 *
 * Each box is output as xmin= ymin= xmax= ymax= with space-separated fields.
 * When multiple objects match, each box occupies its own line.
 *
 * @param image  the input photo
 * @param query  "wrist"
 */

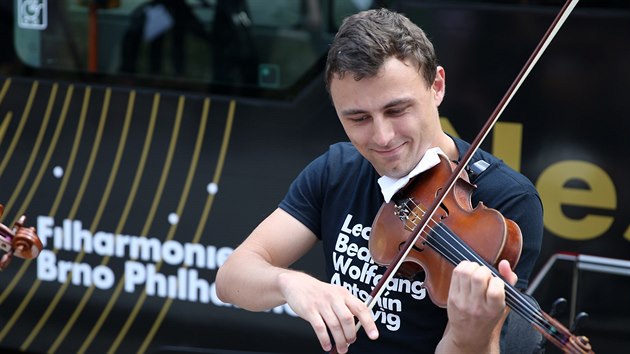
xmin=436 ymin=324 xmax=500 ymax=354
xmin=276 ymin=269 xmax=303 ymax=301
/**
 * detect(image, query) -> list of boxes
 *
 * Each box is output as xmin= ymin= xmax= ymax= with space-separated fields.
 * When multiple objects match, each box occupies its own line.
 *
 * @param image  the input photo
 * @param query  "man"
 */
xmin=216 ymin=8 xmax=543 ymax=354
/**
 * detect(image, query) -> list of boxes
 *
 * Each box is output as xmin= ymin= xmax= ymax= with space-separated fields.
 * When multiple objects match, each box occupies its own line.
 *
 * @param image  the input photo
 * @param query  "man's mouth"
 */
xmin=373 ymin=143 xmax=405 ymax=159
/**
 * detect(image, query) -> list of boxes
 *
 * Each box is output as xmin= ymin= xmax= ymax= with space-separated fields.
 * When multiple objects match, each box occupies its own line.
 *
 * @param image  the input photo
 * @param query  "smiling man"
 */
xmin=216 ymin=8 xmax=543 ymax=354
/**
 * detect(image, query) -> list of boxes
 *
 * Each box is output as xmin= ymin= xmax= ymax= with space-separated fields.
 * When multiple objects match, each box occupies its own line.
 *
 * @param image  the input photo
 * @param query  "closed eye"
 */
xmin=386 ymin=108 xmax=406 ymax=116
xmin=383 ymin=99 xmax=413 ymax=117
xmin=343 ymin=114 xmax=370 ymax=123
xmin=384 ymin=106 xmax=410 ymax=118
xmin=350 ymin=115 xmax=369 ymax=122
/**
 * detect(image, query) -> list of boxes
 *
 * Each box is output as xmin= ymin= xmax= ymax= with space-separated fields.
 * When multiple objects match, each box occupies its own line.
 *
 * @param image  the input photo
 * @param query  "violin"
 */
xmin=370 ymin=155 xmax=522 ymax=307
xmin=0 ymin=204 xmax=43 ymax=270
xmin=369 ymin=156 xmax=594 ymax=353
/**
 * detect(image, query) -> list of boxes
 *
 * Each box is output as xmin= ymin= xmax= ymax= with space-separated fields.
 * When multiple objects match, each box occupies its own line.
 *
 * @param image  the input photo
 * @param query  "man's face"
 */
xmin=330 ymin=57 xmax=445 ymax=178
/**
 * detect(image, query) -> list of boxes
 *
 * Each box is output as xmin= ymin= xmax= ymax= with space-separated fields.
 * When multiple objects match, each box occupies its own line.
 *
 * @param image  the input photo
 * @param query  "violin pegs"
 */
xmin=570 ymin=312 xmax=589 ymax=334
xmin=0 ymin=207 xmax=43 ymax=269
xmin=12 ymin=226 xmax=42 ymax=259
xmin=0 ymin=251 xmax=12 ymax=270
xmin=548 ymin=297 xmax=568 ymax=317
xmin=9 ymin=214 xmax=42 ymax=259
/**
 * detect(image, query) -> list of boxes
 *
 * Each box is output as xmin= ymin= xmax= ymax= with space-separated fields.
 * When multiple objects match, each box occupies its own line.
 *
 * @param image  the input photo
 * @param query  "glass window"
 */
xmin=12 ymin=0 xmax=334 ymax=93
xmin=12 ymin=0 xmax=629 ymax=95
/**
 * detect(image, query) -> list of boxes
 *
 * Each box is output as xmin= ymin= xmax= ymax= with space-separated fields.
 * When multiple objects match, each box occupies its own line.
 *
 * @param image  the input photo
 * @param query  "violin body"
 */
xmin=369 ymin=155 xmax=522 ymax=307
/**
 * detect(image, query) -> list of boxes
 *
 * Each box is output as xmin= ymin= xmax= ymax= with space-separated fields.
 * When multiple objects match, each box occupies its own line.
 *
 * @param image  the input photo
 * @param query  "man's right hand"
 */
xmin=278 ymin=271 xmax=379 ymax=353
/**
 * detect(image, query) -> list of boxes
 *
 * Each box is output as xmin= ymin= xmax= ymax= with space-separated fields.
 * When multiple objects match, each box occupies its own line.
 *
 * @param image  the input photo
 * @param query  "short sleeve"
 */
xmin=278 ymin=151 xmax=328 ymax=238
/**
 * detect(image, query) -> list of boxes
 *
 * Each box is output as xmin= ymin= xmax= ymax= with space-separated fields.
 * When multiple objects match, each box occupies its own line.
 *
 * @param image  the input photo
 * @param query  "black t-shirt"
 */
xmin=279 ymin=138 xmax=543 ymax=353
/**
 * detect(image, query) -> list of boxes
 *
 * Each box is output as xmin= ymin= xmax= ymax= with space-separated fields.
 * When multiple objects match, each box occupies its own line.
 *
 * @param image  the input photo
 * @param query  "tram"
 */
xmin=0 ymin=1 xmax=628 ymax=353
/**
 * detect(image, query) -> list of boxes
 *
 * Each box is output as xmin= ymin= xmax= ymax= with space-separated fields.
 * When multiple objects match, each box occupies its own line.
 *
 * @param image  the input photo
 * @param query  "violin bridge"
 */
xmin=394 ymin=198 xmax=423 ymax=232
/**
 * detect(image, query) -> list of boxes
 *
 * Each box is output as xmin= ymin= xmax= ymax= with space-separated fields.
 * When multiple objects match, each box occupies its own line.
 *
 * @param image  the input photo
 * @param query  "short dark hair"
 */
xmin=325 ymin=8 xmax=438 ymax=92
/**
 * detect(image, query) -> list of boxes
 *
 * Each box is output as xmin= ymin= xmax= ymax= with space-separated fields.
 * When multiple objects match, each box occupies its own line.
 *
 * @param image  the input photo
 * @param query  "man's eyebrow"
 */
xmin=340 ymin=98 xmax=415 ymax=116
xmin=339 ymin=108 xmax=367 ymax=116
xmin=383 ymin=97 xmax=414 ymax=109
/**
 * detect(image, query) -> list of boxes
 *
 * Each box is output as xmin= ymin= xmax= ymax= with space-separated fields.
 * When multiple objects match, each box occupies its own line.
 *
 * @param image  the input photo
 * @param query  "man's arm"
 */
xmin=215 ymin=208 xmax=378 ymax=353
xmin=216 ymin=208 xmax=317 ymax=310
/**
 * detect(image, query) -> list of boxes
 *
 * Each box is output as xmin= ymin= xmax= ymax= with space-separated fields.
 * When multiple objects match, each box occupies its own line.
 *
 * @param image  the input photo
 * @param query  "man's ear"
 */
xmin=433 ymin=66 xmax=446 ymax=105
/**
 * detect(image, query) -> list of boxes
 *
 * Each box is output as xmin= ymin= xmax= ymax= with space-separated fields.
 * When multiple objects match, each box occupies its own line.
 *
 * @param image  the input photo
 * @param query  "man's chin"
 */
xmin=379 ymin=167 xmax=407 ymax=179
xmin=372 ymin=158 xmax=413 ymax=178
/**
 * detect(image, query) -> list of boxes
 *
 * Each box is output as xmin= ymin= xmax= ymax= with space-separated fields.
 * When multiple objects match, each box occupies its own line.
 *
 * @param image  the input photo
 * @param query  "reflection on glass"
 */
xmin=12 ymin=0 xmax=337 ymax=91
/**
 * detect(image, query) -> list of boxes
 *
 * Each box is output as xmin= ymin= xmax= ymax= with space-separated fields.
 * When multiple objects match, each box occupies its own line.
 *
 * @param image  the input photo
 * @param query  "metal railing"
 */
xmin=527 ymin=252 xmax=630 ymax=324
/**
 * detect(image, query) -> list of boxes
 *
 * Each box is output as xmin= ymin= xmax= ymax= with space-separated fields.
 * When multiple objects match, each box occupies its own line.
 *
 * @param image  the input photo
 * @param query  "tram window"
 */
xmin=13 ymin=0 xmax=628 ymax=93
xmin=12 ymin=0 xmax=332 ymax=91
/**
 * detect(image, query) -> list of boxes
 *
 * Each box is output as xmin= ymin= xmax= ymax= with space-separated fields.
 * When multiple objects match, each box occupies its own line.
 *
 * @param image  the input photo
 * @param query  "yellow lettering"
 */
xmin=440 ymin=117 xmax=522 ymax=171
xmin=536 ymin=161 xmax=616 ymax=240
xmin=491 ymin=122 xmax=522 ymax=172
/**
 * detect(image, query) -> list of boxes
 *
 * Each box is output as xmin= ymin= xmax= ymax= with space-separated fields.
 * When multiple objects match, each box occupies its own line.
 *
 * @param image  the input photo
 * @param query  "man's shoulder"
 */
xmin=328 ymin=141 xmax=360 ymax=157
xmin=321 ymin=142 xmax=367 ymax=169
xmin=300 ymin=142 xmax=373 ymax=185
xmin=451 ymin=136 xmax=537 ymax=193
xmin=315 ymin=142 xmax=379 ymax=192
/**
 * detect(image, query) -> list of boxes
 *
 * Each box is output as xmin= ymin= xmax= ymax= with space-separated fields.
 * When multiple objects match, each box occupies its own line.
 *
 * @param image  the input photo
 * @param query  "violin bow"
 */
xmin=335 ymin=0 xmax=585 ymax=352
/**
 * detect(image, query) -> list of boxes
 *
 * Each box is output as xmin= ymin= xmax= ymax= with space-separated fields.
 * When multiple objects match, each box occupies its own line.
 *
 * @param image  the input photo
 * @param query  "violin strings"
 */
xmin=407 ymin=212 xmax=562 ymax=342
xmin=397 ymin=198 xmax=570 ymax=345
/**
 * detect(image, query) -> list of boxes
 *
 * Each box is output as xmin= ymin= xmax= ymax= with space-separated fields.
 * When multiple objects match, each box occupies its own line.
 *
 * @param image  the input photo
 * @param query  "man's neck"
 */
xmin=435 ymin=133 xmax=459 ymax=161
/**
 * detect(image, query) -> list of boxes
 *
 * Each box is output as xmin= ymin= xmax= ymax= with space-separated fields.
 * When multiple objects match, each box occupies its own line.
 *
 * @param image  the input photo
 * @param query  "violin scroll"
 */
xmin=0 ymin=204 xmax=43 ymax=270
xmin=536 ymin=299 xmax=594 ymax=354
xmin=540 ymin=311 xmax=594 ymax=354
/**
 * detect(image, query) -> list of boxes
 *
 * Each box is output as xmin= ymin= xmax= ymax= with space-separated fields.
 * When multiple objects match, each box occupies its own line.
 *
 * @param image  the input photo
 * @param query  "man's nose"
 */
xmin=372 ymin=117 xmax=394 ymax=146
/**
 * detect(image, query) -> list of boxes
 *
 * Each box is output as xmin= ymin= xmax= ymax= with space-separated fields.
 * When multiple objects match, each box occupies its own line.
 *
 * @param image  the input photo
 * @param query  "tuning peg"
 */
xmin=12 ymin=215 xmax=42 ymax=259
xmin=570 ymin=311 xmax=589 ymax=333
xmin=0 ymin=252 xmax=12 ymax=269
xmin=0 ymin=209 xmax=43 ymax=270
xmin=549 ymin=297 xmax=568 ymax=317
